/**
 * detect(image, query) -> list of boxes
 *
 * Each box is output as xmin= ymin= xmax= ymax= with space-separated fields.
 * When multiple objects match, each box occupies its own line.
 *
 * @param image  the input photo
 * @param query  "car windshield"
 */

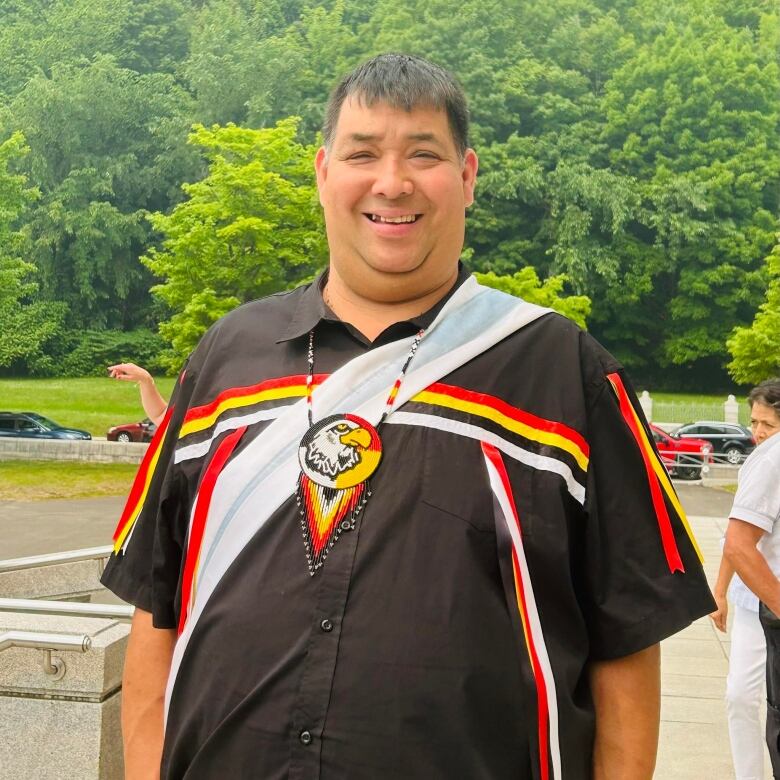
xmin=23 ymin=413 xmax=61 ymax=430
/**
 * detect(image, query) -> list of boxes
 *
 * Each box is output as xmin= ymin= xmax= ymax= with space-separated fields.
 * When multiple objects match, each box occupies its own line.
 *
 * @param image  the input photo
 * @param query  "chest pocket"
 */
xmin=421 ymin=425 xmax=504 ymax=534
xmin=421 ymin=424 xmax=541 ymax=538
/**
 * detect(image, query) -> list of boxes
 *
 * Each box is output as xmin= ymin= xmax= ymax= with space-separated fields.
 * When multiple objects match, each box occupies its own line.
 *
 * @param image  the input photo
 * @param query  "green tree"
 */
xmin=597 ymin=9 xmax=779 ymax=373
xmin=145 ymin=118 xmax=327 ymax=366
xmin=0 ymin=132 xmax=65 ymax=371
xmin=475 ymin=267 xmax=591 ymax=329
xmin=7 ymin=56 xmax=198 ymax=331
xmin=727 ymin=239 xmax=780 ymax=384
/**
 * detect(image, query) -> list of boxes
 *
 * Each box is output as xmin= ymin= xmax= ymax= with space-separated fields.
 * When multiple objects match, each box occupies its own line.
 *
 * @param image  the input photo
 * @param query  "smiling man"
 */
xmin=102 ymin=54 xmax=714 ymax=780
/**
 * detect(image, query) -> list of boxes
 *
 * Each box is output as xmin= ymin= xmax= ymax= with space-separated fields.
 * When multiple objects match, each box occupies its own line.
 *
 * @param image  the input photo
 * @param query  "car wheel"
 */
xmin=117 ymin=432 xmax=132 ymax=443
xmin=679 ymin=466 xmax=699 ymax=480
xmin=725 ymin=446 xmax=744 ymax=465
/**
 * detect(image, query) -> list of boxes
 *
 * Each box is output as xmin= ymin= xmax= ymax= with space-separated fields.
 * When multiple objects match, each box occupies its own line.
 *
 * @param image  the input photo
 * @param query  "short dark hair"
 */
xmin=322 ymin=53 xmax=470 ymax=157
xmin=748 ymin=378 xmax=780 ymax=415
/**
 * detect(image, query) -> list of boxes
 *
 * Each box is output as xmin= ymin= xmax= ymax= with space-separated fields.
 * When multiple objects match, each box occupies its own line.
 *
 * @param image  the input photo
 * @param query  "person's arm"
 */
xmin=122 ymin=608 xmax=177 ymax=780
xmin=709 ymin=554 xmax=734 ymax=632
xmin=108 ymin=363 xmax=168 ymax=425
xmin=589 ymin=643 xmax=660 ymax=780
xmin=724 ymin=518 xmax=780 ymax=615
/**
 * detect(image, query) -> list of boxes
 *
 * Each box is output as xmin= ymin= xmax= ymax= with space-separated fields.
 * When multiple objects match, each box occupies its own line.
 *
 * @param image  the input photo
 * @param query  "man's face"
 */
xmin=751 ymin=401 xmax=780 ymax=445
xmin=315 ymin=97 xmax=478 ymax=303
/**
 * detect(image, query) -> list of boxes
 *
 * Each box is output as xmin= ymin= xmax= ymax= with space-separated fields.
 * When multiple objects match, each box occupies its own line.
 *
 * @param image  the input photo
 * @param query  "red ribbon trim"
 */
xmin=606 ymin=373 xmax=684 ymax=573
xmin=178 ymin=425 xmax=247 ymax=634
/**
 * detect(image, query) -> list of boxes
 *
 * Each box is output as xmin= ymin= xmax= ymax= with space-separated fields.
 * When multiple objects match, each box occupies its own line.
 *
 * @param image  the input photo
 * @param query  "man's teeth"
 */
xmin=370 ymin=214 xmax=417 ymax=223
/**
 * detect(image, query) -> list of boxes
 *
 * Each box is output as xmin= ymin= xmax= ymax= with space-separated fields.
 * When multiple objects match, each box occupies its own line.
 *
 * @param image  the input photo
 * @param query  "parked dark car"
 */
xmin=0 ymin=412 xmax=91 ymax=440
xmin=675 ymin=421 xmax=755 ymax=464
xmin=649 ymin=423 xmax=712 ymax=480
xmin=107 ymin=418 xmax=157 ymax=443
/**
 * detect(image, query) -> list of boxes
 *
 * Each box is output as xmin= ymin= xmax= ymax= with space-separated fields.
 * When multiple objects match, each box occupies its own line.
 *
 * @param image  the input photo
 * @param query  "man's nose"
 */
xmin=371 ymin=158 xmax=413 ymax=199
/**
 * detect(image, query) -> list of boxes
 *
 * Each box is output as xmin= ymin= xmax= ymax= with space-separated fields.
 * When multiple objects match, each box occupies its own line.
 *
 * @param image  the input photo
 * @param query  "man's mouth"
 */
xmin=365 ymin=213 xmax=421 ymax=224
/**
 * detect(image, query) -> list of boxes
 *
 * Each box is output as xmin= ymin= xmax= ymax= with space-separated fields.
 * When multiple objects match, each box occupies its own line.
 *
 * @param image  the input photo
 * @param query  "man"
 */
xmin=721 ymin=378 xmax=780 ymax=775
xmin=102 ymin=54 xmax=714 ymax=779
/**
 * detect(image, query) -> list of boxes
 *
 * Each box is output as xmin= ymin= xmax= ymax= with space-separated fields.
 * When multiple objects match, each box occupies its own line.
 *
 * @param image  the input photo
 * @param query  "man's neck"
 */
xmin=324 ymin=267 xmax=459 ymax=342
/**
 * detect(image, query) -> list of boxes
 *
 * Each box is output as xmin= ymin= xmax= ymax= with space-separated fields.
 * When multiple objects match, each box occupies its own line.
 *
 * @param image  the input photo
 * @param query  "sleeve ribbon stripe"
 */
xmin=607 ymin=373 xmax=699 ymax=572
xmin=112 ymin=404 xmax=175 ymax=553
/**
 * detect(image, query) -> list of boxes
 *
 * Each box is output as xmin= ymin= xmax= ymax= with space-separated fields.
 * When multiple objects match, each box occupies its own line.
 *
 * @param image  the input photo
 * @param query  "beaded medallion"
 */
xmin=296 ymin=326 xmax=424 ymax=575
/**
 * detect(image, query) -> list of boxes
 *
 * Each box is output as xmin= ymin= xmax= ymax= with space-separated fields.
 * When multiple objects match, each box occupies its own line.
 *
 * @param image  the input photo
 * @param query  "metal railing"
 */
xmin=0 ymin=545 xmax=112 ymax=574
xmin=0 ymin=598 xmax=133 ymax=620
xmin=0 ymin=630 xmax=91 ymax=653
xmin=0 ymin=630 xmax=92 ymax=678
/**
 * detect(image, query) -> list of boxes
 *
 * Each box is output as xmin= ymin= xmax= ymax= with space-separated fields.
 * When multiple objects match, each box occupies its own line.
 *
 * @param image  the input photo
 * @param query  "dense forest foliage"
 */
xmin=0 ymin=0 xmax=777 ymax=387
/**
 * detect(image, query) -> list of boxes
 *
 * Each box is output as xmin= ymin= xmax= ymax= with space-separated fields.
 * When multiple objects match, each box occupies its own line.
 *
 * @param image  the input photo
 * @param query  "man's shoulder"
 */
xmin=218 ymin=284 xmax=310 ymax=332
xmin=499 ymin=310 xmax=623 ymax=387
xmin=185 ymin=283 xmax=311 ymax=377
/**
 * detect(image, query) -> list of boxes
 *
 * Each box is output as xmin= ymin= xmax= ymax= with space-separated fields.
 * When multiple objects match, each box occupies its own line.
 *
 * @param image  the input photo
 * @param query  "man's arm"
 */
xmin=724 ymin=518 xmax=780 ymax=615
xmin=122 ymin=608 xmax=177 ymax=780
xmin=589 ymin=643 xmax=660 ymax=780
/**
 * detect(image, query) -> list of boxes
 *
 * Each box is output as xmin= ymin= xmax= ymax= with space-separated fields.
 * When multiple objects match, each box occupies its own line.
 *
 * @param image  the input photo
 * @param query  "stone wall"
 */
xmin=0 ymin=438 xmax=147 ymax=464
xmin=0 ymin=612 xmax=128 ymax=780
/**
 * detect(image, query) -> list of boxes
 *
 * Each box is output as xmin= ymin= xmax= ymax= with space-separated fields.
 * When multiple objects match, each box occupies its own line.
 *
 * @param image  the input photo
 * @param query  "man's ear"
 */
xmin=462 ymin=148 xmax=479 ymax=208
xmin=314 ymin=147 xmax=328 ymax=207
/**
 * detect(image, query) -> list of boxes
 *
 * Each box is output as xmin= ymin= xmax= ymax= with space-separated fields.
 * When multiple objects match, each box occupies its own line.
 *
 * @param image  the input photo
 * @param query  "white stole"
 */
xmin=165 ymin=277 xmax=552 ymax=719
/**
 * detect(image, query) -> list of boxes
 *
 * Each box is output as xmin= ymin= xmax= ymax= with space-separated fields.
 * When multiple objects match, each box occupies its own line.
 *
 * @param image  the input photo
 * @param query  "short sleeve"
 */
xmin=100 ymin=361 xmax=195 ymax=628
xmin=730 ymin=453 xmax=780 ymax=533
xmin=578 ymin=339 xmax=715 ymax=659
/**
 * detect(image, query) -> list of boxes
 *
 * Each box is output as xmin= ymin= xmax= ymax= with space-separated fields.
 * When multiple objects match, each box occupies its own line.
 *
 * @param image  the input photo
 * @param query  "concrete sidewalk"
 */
xmin=656 ymin=513 xmax=769 ymax=779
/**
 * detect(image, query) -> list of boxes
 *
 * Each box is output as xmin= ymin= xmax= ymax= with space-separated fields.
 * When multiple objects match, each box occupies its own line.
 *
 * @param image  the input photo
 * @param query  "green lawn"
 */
xmin=0 ymin=460 xmax=137 ymax=501
xmin=0 ymin=376 xmax=177 ymax=437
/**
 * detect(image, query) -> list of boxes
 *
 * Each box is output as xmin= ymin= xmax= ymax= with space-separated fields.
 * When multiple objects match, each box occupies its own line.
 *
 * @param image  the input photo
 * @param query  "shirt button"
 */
xmin=299 ymin=730 xmax=313 ymax=745
xmin=320 ymin=618 xmax=334 ymax=632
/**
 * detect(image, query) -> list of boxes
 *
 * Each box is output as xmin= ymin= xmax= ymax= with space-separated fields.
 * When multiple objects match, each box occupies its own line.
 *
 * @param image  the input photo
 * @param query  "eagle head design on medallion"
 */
xmin=298 ymin=414 xmax=382 ymax=489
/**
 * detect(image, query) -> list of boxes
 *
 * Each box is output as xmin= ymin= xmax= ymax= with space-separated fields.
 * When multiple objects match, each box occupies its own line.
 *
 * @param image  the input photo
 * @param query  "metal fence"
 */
xmin=651 ymin=400 xmax=751 ymax=427
xmin=652 ymin=402 xmax=723 ymax=425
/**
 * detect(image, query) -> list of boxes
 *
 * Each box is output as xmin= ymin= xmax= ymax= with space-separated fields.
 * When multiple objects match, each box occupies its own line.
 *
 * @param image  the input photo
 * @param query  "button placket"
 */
xmin=288 ymin=511 xmax=363 ymax=780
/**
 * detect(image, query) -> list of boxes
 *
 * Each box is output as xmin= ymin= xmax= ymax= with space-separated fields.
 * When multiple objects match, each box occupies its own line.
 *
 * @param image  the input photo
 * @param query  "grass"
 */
xmin=0 ymin=460 xmax=138 ymax=501
xmin=0 ymin=376 xmax=177 ymax=437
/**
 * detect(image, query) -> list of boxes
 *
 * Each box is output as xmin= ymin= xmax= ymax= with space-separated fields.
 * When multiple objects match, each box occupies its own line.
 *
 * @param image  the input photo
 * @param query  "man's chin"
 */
xmin=355 ymin=259 xmax=457 ymax=304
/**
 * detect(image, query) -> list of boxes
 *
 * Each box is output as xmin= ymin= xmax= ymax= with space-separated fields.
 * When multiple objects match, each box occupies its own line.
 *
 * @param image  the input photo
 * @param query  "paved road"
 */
xmin=0 ymin=496 xmax=123 ymax=558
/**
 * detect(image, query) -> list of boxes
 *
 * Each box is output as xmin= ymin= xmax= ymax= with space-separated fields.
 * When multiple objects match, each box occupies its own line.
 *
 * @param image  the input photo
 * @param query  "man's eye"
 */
xmin=347 ymin=152 xmax=374 ymax=160
xmin=412 ymin=151 xmax=439 ymax=159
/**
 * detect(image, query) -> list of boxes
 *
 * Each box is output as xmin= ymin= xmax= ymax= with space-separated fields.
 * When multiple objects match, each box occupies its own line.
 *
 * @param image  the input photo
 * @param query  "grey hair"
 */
xmin=322 ymin=53 xmax=470 ymax=157
xmin=748 ymin=378 xmax=780 ymax=415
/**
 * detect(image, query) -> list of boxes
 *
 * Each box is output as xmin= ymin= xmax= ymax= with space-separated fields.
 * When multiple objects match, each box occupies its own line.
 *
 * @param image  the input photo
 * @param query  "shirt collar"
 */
xmin=277 ymin=262 xmax=471 ymax=343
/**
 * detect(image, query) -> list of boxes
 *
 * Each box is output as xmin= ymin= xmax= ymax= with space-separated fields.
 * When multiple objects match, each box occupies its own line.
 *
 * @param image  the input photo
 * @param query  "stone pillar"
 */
xmin=724 ymin=394 xmax=740 ymax=424
xmin=0 ymin=612 xmax=128 ymax=779
xmin=639 ymin=390 xmax=654 ymax=422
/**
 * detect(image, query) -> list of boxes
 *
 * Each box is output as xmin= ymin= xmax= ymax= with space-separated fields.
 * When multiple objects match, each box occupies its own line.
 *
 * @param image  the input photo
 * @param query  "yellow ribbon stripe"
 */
xmin=413 ymin=389 xmax=589 ymax=473
xmin=112 ymin=440 xmax=167 ymax=553
xmin=180 ymin=385 xmax=307 ymax=439
xmin=624 ymin=399 xmax=704 ymax=563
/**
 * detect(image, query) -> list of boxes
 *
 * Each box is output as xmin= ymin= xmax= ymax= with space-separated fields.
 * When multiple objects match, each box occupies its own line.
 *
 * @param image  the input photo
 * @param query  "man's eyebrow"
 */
xmin=342 ymin=132 xmax=444 ymax=144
